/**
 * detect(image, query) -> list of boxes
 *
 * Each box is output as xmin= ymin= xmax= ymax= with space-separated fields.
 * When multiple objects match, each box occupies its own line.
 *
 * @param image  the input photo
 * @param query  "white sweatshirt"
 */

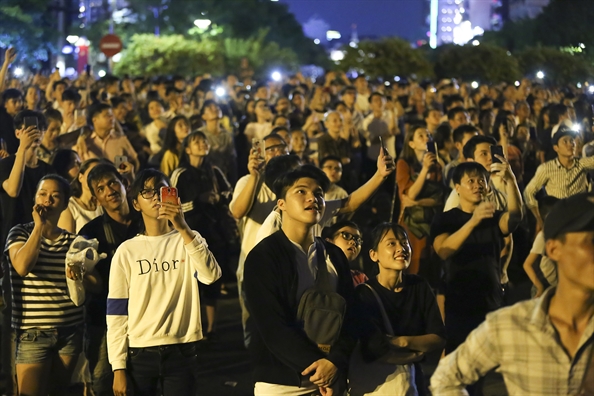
xmin=106 ymin=230 xmax=221 ymax=371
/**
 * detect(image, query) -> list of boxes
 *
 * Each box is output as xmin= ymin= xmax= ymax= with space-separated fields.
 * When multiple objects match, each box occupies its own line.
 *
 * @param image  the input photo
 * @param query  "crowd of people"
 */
xmin=0 ymin=44 xmax=592 ymax=396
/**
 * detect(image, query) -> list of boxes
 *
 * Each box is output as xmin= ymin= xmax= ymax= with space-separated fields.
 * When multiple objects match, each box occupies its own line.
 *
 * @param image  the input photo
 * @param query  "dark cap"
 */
xmin=551 ymin=127 xmax=577 ymax=146
xmin=544 ymin=193 xmax=594 ymax=240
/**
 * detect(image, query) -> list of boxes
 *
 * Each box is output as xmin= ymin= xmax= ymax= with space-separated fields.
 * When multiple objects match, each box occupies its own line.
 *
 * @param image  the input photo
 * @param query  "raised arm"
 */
xmin=492 ymin=155 xmax=523 ymax=235
xmin=338 ymin=149 xmax=394 ymax=214
xmin=230 ymin=149 xmax=262 ymax=219
xmin=8 ymin=209 xmax=46 ymax=276
xmin=2 ymin=126 xmax=39 ymax=198
xmin=0 ymin=48 xmax=16 ymax=93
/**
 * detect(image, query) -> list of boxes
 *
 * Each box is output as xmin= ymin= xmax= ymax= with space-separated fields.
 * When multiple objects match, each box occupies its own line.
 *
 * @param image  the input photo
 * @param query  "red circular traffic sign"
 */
xmin=99 ymin=34 xmax=123 ymax=58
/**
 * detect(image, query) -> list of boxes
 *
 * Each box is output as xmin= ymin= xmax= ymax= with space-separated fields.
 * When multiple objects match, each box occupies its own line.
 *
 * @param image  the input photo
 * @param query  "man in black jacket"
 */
xmin=244 ymin=165 xmax=356 ymax=395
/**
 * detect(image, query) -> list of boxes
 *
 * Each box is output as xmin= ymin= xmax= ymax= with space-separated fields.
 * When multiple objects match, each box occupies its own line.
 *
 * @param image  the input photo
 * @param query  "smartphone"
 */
xmin=24 ymin=116 xmax=38 ymax=129
xmin=491 ymin=145 xmax=504 ymax=163
xmin=252 ymin=137 xmax=264 ymax=161
xmin=114 ymin=155 xmax=127 ymax=169
xmin=379 ymin=136 xmax=389 ymax=156
xmin=85 ymin=64 xmax=91 ymax=76
xmin=427 ymin=137 xmax=437 ymax=155
xmin=160 ymin=186 xmax=178 ymax=205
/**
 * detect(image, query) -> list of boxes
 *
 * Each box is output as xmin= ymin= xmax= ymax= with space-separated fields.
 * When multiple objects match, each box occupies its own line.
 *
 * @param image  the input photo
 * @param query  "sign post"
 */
xmin=99 ymin=34 xmax=123 ymax=73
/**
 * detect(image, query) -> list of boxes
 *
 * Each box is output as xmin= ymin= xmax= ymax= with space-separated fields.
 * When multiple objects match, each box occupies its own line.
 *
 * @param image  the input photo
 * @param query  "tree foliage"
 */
xmin=113 ymin=34 xmax=223 ymax=77
xmin=338 ymin=38 xmax=434 ymax=80
xmin=516 ymin=47 xmax=593 ymax=85
xmin=434 ymin=43 xmax=521 ymax=83
xmin=0 ymin=0 xmax=58 ymax=67
xmin=113 ymin=31 xmax=299 ymax=78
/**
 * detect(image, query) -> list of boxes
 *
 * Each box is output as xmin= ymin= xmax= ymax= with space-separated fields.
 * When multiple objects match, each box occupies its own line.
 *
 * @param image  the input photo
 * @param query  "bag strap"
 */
xmin=314 ymin=237 xmax=332 ymax=292
xmin=360 ymin=283 xmax=395 ymax=336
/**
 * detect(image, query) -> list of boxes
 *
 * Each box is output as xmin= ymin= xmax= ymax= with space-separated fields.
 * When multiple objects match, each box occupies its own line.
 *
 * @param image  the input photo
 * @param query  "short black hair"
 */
xmin=319 ymin=155 xmax=342 ymax=169
xmin=452 ymin=161 xmax=488 ymax=185
xmin=478 ymin=97 xmax=493 ymax=109
xmin=44 ymin=108 xmax=63 ymax=125
xmin=61 ymin=89 xmax=81 ymax=104
xmin=71 ymin=159 xmax=103 ymax=198
xmin=321 ymin=219 xmax=360 ymax=241
xmin=538 ymin=195 xmax=559 ymax=221
xmin=110 ymin=96 xmax=126 ymax=108
xmin=272 ymin=164 xmax=330 ymax=200
xmin=88 ymin=102 xmax=112 ymax=126
xmin=200 ymin=99 xmax=219 ymax=116
xmin=433 ymin=124 xmax=452 ymax=150
xmin=271 ymin=125 xmax=289 ymax=137
xmin=129 ymin=169 xmax=171 ymax=203
xmin=447 ymin=106 xmax=467 ymax=121
xmin=51 ymin=149 xmax=79 ymax=182
xmin=423 ymin=106 xmax=442 ymax=120
xmin=52 ymin=80 xmax=67 ymax=91
xmin=549 ymin=103 xmax=568 ymax=125
xmin=166 ymin=86 xmax=183 ymax=97
xmin=264 ymin=154 xmax=302 ymax=193
xmin=444 ymin=94 xmax=464 ymax=110
xmin=368 ymin=92 xmax=384 ymax=103
xmin=369 ymin=222 xmax=409 ymax=252
xmin=462 ymin=135 xmax=497 ymax=160
xmin=87 ymin=162 xmax=125 ymax=196
xmin=37 ymin=174 xmax=72 ymax=202
xmin=2 ymin=88 xmax=23 ymax=103
xmin=14 ymin=109 xmax=46 ymax=130
xmin=453 ymin=124 xmax=479 ymax=143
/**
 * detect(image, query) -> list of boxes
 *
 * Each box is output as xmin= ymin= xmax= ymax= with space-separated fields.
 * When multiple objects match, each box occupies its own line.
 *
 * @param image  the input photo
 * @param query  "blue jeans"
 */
xmin=86 ymin=325 xmax=113 ymax=396
xmin=127 ymin=342 xmax=198 ymax=396
xmin=15 ymin=325 xmax=83 ymax=365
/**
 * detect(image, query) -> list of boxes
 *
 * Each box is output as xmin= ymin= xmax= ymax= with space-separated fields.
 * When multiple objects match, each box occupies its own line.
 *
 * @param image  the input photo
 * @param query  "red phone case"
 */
xmin=160 ymin=187 xmax=178 ymax=204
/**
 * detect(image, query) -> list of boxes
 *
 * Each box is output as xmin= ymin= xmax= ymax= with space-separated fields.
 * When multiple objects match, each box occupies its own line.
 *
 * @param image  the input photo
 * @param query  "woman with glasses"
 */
xmin=322 ymin=220 xmax=367 ymax=287
xmin=170 ymin=131 xmax=237 ymax=340
xmin=349 ymin=223 xmax=446 ymax=396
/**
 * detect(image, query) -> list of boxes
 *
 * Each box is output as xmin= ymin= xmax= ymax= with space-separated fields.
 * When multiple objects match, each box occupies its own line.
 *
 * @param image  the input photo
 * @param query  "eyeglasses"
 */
xmin=337 ymin=231 xmax=363 ymax=246
xmin=140 ymin=188 xmax=159 ymax=199
xmin=264 ymin=144 xmax=288 ymax=153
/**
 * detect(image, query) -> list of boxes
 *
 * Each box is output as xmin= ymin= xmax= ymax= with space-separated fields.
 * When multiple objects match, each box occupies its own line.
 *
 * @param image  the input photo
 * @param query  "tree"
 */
xmin=0 ymin=0 xmax=59 ymax=68
xmin=434 ymin=43 xmax=521 ymax=83
xmin=338 ymin=38 xmax=434 ymax=80
xmin=113 ymin=34 xmax=223 ymax=77
xmin=516 ymin=47 xmax=593 ymax=85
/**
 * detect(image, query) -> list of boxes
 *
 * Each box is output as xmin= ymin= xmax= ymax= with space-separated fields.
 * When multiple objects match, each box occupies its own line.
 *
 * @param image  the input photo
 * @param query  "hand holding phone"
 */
xmin=24 ymin=116 xmax=38 ymax=130
xmin=491 ymin=145 xmax=504 ymax=164
xmin=379 ymin=136 xmax=394 ymax=171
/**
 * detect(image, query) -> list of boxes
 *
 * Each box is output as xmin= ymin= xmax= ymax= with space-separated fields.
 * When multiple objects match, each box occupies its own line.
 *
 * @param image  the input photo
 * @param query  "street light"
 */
xmin=536 ymin=71 xmax=545 ymax=79
xmin=271 ymin=71 xmax=282 ymax=82
xmin=14 ymin=67 xmax=23 ymax=77
xmin=215 ymin=87 xmax=226 ymax=97
xmin=193 ymin=19 xmax=211 ymax=29
xmin=66 ymin=35 xmax=79 ymax=44
xmin=471 ymin=81 xmax=479 ymax=89
xmin=589 ymin=86 xmax=594 ymax=94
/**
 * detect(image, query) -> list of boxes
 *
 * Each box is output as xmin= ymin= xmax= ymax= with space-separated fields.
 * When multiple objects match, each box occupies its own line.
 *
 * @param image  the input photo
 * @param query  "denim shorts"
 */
xmin=15 ymin=325 xmax=84 ymax=364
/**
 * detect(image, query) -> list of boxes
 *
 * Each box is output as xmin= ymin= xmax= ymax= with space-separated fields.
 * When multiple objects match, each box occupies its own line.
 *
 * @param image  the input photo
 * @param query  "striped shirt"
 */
xmin=524 ymin=156 xmax=594 ymax=208
xmin=430 ymin=287 xmax=594 ymax=396
xmin=5 ymin=223 xmax=84 ymax=329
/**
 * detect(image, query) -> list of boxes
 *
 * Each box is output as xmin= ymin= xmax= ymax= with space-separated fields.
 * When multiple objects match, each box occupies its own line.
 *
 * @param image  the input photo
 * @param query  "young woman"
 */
xmin=158 ymin=115 xmax=190 ymax=176
xmin=351 ymin=223 xmax=446 ymax=396
xmin=6 ymin=175 xmax=84 ymax=396
xmin=396 ymin=124 xmax=445 ymax=275
xmin=170 ymin=131 xmax=236 ymax=338
xmin=58 ymin=158 xmax=104 ymax=233
xmin=142 ymin=98 xmax=168 ymax=154
xmin=322 ymin=219 xmax=367 ymax=287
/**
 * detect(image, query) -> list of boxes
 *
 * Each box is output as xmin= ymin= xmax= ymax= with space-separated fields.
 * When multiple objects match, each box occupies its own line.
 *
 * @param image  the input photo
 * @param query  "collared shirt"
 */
xmin=76 ymin=130 xmax=138 ymax=164
xmin=430 ymin=287 xmax=594 ymax=396
xmin=523 ymin=156 xmax=594 ymax=208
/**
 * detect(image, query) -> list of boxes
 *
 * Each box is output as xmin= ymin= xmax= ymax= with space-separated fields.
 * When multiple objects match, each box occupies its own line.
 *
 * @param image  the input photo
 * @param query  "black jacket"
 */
xmin=243 ymin=230 xmax=357 ymax=387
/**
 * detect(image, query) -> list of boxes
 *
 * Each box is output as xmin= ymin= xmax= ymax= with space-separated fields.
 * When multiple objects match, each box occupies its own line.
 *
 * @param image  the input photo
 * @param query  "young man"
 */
xmin=431 ymin=162 xmax=522 ymax=359
xmin=79 ymin=163 xmax=141 ymax=396
xmin=443 ymin=124 xmax=479 ymax=187
xmin=75 ymin=102 xmax=139 ymax=169
xmin=363 ymin=92 xmax=396 ymax=160
xmin=320 ymin=156 xmax=348 ymax=201
xmin=524 ymin=129 xmax=594 ymax=231
xmin=60 ymin=89 xmax=84 ymax=134
xmin=431 ymin=193 xmax=594 ymax=395
xmin=244 ymin=165 xmax=356 ymax=395
xmin=107 ymin=169 xmax=221 ymax=396
xmin=447 ymin=106 xmax=470 ymax=132
xmin=424 ymin=107 xmax=443 ymax=135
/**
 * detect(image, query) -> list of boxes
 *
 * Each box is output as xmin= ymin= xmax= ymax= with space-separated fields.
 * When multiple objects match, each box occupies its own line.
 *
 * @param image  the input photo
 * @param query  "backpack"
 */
xmin=297 ymin=239 xmax=346 ymax=354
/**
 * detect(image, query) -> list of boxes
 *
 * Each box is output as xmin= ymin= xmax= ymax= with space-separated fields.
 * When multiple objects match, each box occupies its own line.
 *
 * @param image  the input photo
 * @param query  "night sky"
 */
xmin=281 ymin=0 xmax=426 ymax=42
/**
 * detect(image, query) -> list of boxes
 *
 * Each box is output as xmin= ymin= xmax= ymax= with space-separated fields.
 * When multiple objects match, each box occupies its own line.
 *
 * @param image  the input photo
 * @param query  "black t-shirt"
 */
xmin=355 ymin=275 xmax=445 ymax=360
xmin=0 ymin=107 xmax=19 ymax=155
xmin=79 ymin=212 xmax=141 ymax=327
xmin=430 ymin=208 xmax=505 ymax=311
xmin=0 ymin=156 xmax=54 ymax=248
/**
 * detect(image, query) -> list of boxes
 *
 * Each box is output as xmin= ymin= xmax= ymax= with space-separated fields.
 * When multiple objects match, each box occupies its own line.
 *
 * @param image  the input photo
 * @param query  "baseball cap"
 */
xmin=551 ymin=126 xmax=577 ymax=146
xmin=544 ymin=193 xmax=594 ymax=240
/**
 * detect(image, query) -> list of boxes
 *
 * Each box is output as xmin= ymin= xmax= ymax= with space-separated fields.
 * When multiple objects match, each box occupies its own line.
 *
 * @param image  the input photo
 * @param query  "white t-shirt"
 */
xmin=231 ymin=175 xmax=276 ymax=285
xmin=68 ymin=197 xmax=103 ymax=233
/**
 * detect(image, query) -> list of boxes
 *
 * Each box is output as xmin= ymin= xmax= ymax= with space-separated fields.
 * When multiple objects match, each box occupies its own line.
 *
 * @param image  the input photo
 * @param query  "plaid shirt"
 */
xmin=430 ymin=287 xmax=594 ymax=395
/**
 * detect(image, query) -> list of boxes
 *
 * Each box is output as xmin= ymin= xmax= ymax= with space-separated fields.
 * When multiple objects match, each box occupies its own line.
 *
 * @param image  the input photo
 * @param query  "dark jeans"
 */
xmin=86 ymin=325 xmax=113 ymax=396
xmin=127 ymin=342 xmax=198 ymax=396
